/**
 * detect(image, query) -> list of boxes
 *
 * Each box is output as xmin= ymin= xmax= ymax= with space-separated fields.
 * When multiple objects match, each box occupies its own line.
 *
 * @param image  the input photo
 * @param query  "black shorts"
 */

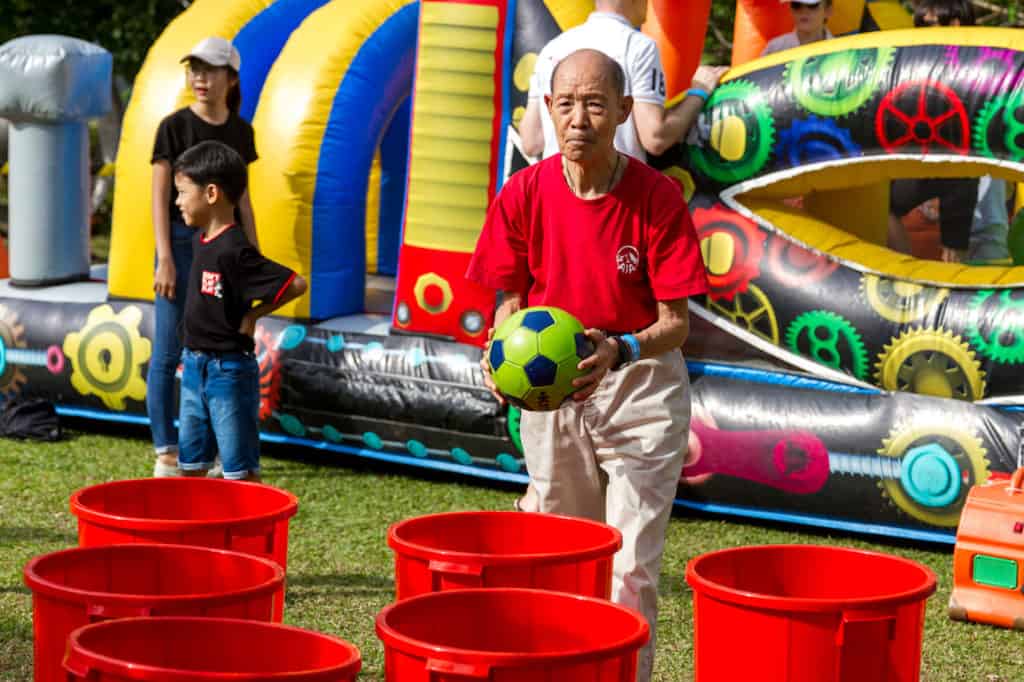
xmin=890 ymin=178 xmax=979 ymax=251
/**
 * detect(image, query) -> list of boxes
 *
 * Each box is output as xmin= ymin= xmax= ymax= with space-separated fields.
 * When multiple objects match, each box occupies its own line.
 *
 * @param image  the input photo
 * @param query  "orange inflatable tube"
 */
xmin=643 ymin=0 xmax=711 ymax=102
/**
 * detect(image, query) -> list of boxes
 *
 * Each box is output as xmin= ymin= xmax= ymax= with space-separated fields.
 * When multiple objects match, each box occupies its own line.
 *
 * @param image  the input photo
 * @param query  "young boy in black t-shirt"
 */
xmin=172 ymin=140 xmax=307 ymax=481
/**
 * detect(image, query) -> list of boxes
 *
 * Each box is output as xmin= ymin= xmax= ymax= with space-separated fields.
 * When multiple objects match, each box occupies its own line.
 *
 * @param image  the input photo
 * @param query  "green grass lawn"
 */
xmin=1 ymin=424 xmax=1021 ymax=681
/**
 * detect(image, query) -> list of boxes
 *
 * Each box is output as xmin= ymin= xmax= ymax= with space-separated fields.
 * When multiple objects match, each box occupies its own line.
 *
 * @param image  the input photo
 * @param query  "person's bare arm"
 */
xmin=238 ymin=189 xmax=259 ymax=249
xmin=572 ymin=298 xmax=690 ymax=400
xmin=518 ymin=98 xmax=545 ymax=159
xmin=633 ymin=66 xmax=729 ymax=157
xmin=239 ymin=275 xmax=308 ymax=337
xmin=151 ymin=160 xmax=176 ymax=300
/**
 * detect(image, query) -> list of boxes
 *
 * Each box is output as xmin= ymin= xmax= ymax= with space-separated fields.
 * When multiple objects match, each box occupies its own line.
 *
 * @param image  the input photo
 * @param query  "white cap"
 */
xmin=180 ymin=37 xmax=240 ymax=72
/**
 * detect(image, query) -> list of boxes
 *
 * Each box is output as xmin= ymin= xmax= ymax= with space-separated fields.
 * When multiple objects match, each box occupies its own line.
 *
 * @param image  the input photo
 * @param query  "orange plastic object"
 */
xmin=733 ymin=0 xmax=793 ymax=66
xmin=24 ymin=544 xmax=284 ymax=682
xmin=949 ymin=468 xmax=1024 ymax=630
xmin=388 ymin=511 xmax=621 ymax=600
xmin=643 ymin=0 xmax=711 ymax=102
xmin=376 ymin=588 xmax=648 ymax=682
xmin=70 ymin=478 xmax=298 ymax=621
xmin=65 ymin=617 xmax=361 ymax=681
xmin=686 ymin=544 xmax=936 ymax=681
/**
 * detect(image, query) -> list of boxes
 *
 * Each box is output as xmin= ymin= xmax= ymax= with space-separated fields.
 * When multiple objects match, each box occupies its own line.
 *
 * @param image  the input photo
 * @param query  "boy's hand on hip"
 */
xmin=239 ymin=313 xmax=257 ymax=338
xmin=572 ymin=329 xmax=616 ymax=401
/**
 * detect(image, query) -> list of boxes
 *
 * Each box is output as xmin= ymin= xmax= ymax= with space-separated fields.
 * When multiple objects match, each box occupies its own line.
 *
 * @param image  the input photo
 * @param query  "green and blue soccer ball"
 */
xmin=487 ymin=306 xmax=594 ymax=411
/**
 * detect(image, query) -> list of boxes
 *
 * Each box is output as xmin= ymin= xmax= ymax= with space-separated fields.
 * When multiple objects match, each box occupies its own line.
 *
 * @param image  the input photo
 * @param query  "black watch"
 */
xmin=611 ymin=336 xmax=631 ymax=371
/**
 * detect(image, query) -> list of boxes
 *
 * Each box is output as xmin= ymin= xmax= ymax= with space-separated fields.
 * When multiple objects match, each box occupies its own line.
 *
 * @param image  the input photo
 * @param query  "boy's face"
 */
xmin=790 ymin=1 xmax=832 ymax=34
xmin=174 ymin=172 xmax=214 ymax=227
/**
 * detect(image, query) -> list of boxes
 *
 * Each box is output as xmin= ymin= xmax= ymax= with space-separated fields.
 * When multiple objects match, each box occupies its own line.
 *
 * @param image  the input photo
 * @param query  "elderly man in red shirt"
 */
xmin=467 ymin=48 xmax=708 ymax=682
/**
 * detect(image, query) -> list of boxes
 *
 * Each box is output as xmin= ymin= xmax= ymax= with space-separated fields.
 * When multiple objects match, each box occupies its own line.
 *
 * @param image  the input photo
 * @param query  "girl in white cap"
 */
xmin=148 ymin=37 xmax=260 ymax=477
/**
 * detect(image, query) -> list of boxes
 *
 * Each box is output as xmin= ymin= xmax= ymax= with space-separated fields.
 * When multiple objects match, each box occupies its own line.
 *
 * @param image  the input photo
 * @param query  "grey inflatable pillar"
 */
xmin=0 ymin=35 xmax=112 ymax=286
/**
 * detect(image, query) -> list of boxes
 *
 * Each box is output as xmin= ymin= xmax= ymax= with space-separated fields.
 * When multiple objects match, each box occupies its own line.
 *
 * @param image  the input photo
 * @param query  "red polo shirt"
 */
xmin=466 ymin=155 xmax=708 ymax=331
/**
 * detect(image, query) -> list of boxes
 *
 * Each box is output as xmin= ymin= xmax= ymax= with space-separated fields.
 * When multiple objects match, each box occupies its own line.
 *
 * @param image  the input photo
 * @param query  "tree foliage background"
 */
xmin=0 ymin=0 xmax=188 ymax=86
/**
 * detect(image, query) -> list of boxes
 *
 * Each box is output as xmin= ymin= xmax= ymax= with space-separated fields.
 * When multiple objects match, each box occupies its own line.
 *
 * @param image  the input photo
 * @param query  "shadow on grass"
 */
xmin=287 ymin=572 xmax=394 ymax=600
xmin=0 ymin=525 xmax=76 ymax=545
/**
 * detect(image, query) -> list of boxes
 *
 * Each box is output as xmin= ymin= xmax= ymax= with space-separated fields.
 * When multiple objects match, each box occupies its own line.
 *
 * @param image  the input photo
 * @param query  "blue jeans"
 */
xmin=146 ymin=220 xmax=193 ymax=454
xmin=178 ymin=350 xmax=260 ymax=479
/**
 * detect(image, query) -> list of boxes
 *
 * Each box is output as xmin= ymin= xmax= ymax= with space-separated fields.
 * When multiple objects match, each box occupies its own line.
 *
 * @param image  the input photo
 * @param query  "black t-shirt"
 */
xmin=183 ymin=226 xmax=295 ymax=353
xmin=152 ymin=107 xmax=258 ymax=226
xmin=890 ymin=178 xmax=980 ymax=251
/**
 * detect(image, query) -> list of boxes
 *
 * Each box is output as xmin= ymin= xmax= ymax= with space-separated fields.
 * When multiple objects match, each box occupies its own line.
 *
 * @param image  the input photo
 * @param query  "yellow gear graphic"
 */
xmin=705 ymin=283 xmax=779 ymax=344
xmin=63 ymin=305 xmax=151 ymax=410
xmin=861 ymin=274 xmax=949 ymax=323
xmin=0 ymin=304 xmax=28 ymax=396
xmin=413 ymin=273 xmax=454 ymax=315
xmin=878 ymin=423 xmax=988 ymax=526
xmin=875 ymin=328 xmax=985 ymax=401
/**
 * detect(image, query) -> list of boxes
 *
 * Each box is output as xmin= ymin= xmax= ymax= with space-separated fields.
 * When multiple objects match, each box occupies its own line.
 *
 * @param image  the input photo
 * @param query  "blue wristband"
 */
xmin=686 ymin=88 xmax=709 ymax=101
xmin=620 ymin=334 xmax=641 ymax=363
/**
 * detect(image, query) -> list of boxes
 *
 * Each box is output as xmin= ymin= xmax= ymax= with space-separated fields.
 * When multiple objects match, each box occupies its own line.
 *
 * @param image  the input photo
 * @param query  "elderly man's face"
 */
xmin=546 ymin=55 xmax=631 ymax=163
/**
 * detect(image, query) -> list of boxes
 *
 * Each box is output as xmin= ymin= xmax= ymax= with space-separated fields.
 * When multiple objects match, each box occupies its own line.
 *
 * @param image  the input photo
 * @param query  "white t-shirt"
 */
xmin=527 ymin=12 xmax=666 ymax=162
xmin=761 ymin=29 xmax=834 ymax=56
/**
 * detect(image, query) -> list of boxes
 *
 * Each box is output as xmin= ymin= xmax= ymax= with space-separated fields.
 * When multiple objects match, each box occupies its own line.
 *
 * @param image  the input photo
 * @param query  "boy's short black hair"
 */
xmin=173 ymin=140 xmax=247 ymax=205
xmin=914 ymin=0 xmax=976 ymax=27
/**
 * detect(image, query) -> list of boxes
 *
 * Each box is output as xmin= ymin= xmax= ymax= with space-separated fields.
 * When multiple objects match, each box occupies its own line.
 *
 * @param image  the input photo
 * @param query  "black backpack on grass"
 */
xmin=0 ymin=398 xmax=61 ymax=441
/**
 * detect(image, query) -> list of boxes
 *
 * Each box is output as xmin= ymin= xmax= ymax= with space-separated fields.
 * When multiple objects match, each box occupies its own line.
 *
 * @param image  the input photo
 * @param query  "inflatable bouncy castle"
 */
xmin=1 ymin=0 xmax=1023 ymax=542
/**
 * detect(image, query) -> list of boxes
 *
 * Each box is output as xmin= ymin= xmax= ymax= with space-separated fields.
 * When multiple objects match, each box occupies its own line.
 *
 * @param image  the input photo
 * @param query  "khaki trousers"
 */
xmin=521 ymin=350 xmax=690 ymax=682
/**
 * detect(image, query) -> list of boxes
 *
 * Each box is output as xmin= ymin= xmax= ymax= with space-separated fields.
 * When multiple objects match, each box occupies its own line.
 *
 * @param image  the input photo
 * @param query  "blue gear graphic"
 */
xmin=775 ymin=116 xmax=861 ymax=168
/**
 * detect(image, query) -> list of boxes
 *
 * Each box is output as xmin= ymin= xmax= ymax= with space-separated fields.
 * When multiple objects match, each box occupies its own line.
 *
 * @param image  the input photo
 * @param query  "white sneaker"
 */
xmin=207 ymin=456 xmax=223 ymax=478
xmin=153 ymin=458 xmax=180 ymax=477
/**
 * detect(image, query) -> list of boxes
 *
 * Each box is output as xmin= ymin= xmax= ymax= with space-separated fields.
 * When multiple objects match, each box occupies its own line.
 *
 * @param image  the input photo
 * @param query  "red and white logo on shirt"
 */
xmin=201 ymin=270 xmax=223 ymax=299
xmin=616 ymin=245 xmax=640 ymax=275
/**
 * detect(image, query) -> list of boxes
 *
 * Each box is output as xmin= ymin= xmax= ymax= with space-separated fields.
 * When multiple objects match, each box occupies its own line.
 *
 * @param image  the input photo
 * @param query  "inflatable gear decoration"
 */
xmin=786 ymin=47 xmax=895 ymax=117
xmin=62 ymin=305 xmax=151 ymax=410
xmin=966 ymin=289 xmax=1024 ymax=364
xmin=875 ymin=80 xmax=970 ymax=155
xmin=973 ymin=89 xmax=1024 ymax=162
xmin=765 ymin=235 xmax=839 ymax=288
xmin=861 ymin=274 xmax=950 ymax=324
xmin=0 ymin=304 xmax=28 ymax=396
xmin=878 ymin=423 xmax=988 ymax=527
xmin=688 ymin=80 xmax=775 ymax=184
xmin=785 ymin=310 xmax=870 ymax=380
xmin=775 ymin=115 xmax=861 ymax=168
xmin=874 ymin=327 xmax=985 ymax=402
xmin=693 ymin=203 xmax=766 ymax=301
xmin=705 ymin=284 xmax=780 ymax=345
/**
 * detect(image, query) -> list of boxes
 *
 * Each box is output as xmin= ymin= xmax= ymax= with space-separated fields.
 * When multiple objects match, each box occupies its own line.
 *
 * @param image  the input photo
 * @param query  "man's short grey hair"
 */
xmin=550 ymin=49 xmax=626 ymax=99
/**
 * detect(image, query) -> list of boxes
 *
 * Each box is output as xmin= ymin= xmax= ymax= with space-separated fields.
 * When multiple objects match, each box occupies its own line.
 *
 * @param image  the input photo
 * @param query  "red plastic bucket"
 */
xmin=64 ymin=617 xmax=361 ymax=681
xmin=24 ymin=544 xmax=284 ymax=682
xmin=376 ymin=588 xmax=648 ymax=681
xmin=388 ymin=511 xmax=621 ymax=599
xmin=686 ymin=544 xmax=937 ymax=682
xmin=70 ymin=478 xmax=297 ymax=620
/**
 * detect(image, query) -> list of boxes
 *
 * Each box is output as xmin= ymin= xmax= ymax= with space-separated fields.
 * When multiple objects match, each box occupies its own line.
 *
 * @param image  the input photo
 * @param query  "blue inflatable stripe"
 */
xmin=673 ymin=499 xmax=956 ymax=545
xmin=377 ymin=97 xmax=411 ymax=276
xmin=496 ymin=0 xmax=518 ymax=191
xmin=687 ymin=360 xmax=881 ymax=395
xmin=310 ymin=3 xmax=419 ymax=319
xmin=233 ymin=0 xmax=332 ymax=122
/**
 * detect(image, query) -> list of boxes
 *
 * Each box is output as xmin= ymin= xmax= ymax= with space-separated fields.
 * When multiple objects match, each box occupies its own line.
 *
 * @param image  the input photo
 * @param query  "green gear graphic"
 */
xmin=966 ymin=289 xmax=1024 ymax=364
xmin=786 ymin=47 xmax=895 ymax=117
xmin=688 ymin=80 xmax=775 ymax=184
xmin=784 ymin=310 xmax=870 ymax=379
xmin=973 ymin=90 xmax=1024 ymax=161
